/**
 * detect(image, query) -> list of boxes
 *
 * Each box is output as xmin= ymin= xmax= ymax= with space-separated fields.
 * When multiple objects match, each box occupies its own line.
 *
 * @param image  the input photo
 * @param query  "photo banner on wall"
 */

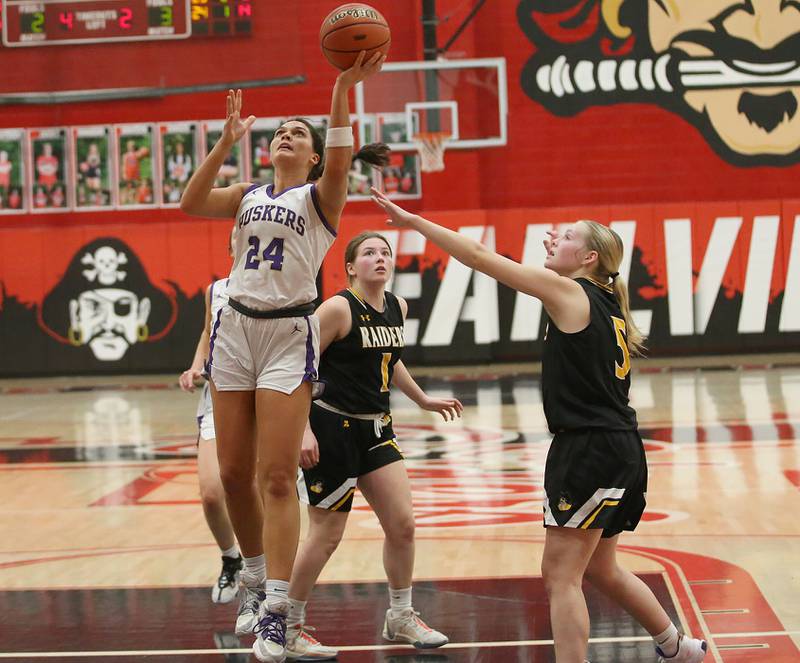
xmin=0 ymin=129 xmax=26 ymax=214
xmin=72 ymin=126 xmax=113 ymax=210
xmin=28 ymin=127 xmax=70 ymax=212
xmin=115 ymin=124 xmax=157 ymax=209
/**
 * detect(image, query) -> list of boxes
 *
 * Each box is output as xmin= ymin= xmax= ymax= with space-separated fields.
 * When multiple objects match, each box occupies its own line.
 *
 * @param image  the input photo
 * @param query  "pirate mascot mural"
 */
xmin=519 ymin=0 xmax=800 ymax=166
xmin=39 ymin=238 xmax=177 ymax=367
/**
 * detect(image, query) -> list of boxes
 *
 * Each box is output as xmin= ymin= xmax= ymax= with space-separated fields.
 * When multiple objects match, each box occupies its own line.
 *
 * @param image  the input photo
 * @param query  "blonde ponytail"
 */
xmin=577 ymin=220 xmax=646 ymax=357
xmin=611 ymin=275 xmax=646 ymax=356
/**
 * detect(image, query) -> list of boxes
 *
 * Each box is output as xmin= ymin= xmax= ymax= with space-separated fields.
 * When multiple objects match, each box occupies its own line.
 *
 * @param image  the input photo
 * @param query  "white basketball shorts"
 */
xmin=208 ymin=306 xmax=320 ymax=393
xmin=196 ymin=382 xmax=216 ymax=441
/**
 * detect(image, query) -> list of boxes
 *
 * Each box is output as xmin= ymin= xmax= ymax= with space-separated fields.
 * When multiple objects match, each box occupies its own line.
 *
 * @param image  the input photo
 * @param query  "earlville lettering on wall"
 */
xmin=329 ymin=9 xmax=379 ymax=25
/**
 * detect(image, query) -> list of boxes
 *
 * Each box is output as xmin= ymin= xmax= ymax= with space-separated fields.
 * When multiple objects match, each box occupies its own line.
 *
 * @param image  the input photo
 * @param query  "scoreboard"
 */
xmin=1 ymin=0 xmax=251 ymax=46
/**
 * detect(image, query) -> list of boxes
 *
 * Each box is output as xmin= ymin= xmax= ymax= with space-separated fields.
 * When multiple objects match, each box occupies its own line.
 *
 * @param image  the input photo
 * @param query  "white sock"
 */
xmin=654 ymin=624 xmax=680 ymax=658
xmin=389 ymin=586 xmax=412 ymax=616
xmin=287 ymin=597 xmax=307 ymax=627
xmin=221 ymin=544 xmax=239 ymax=559
xmin=241 ymin=554 xmax=266 ymax=585
xmin=265 ymin=579 xmax=290 ymax=611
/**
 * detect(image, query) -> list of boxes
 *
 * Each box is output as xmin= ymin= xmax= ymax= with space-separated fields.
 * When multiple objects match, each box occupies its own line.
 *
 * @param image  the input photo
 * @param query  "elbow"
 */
xmin=179 ymin=194 xmax=192 ymax=214
xmin=470 ymin=242 xmax=490 ymax=271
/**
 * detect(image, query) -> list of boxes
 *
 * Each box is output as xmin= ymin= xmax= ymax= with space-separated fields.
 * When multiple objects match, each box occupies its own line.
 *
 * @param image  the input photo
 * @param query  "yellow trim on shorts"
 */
xmin=331 ymin=487 xmax=356 ymax=511
xmin=370 ymin=437 xmax=403 ymax=456
xmin=580 ymin=499 xmax=620 ymax=529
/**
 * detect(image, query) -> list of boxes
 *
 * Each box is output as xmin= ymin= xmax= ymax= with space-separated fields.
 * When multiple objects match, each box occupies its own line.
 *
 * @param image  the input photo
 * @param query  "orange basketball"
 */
xmin=319 ymin=4 xmax=391 ymax=71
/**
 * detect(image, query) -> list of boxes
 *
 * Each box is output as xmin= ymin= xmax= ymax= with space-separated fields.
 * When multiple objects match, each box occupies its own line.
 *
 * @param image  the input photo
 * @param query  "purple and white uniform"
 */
xmin=209 ymin=182 xmax=336 ymax=393
xmin=196 ymin=278 xmax=229 ymax=440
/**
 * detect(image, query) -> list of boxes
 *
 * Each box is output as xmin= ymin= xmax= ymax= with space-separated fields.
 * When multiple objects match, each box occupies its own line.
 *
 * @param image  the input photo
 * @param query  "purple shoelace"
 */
xmin=255 ymin=610 xmax=287 ymax=647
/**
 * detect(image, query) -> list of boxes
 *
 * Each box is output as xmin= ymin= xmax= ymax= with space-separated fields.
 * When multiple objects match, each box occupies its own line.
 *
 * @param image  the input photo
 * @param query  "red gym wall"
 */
xmin=2 ymin=0 xmax=800 ymax=375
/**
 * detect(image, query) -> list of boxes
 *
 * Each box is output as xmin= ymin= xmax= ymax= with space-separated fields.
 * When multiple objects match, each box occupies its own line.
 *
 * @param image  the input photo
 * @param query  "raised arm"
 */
xmin=180 ymin=89 xmax=254 ymax=219
xmin=371 ymin=188 xmax=589 ymax=330
xmin=315 ymin=52 xmax=386 ymax=229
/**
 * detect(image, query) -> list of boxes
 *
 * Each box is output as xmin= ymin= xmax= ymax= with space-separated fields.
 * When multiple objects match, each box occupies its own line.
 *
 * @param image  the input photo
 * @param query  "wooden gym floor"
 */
xmin=1 ymin=358 xmax=798 ymax=662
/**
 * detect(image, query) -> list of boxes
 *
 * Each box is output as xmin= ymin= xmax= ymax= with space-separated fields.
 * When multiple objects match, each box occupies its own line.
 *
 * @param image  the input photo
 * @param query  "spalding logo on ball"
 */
xmin=320 ymin=3 xmax=391 ymax=70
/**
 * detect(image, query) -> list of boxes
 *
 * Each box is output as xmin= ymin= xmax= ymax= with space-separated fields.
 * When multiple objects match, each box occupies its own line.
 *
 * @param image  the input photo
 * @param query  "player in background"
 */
xmin=178 ymin=233 xmax=242 ymax=606
xmin=284 ymin=232 xmax=461 ymax=660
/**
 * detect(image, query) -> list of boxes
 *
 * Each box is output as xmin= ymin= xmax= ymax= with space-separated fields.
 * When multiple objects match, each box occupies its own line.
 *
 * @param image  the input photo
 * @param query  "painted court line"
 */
xmin=2 ymin=632 xmax=799 ymax=659
xmin=4 ymin=631 xmax=800 ymax=658
xmin=0 ymin=637 xmax=653 ymax=659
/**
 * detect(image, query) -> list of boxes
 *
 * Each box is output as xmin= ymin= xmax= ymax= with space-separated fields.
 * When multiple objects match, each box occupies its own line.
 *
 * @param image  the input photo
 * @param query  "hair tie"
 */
xmin=610 ymin=272 xmax=619 ymax=280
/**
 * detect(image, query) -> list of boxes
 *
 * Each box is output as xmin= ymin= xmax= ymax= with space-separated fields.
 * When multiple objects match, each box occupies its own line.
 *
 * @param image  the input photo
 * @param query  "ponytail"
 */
xmin=352 ymin=142 xmax=391 ymax=169
xmin=577 ymin=220 xmax=646 ymax=357
xmin=611 ymin=275 xmax=646 ymax=356
xmin=280 ymin=118 xmax=391 ymax=181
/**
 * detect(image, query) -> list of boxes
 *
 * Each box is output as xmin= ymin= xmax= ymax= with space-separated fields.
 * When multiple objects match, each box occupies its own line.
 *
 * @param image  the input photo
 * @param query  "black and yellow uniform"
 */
xmin=298 ymin=288 xmax=405 ymax=512
xmin=541 ymin=277 xmax=647 ymax=538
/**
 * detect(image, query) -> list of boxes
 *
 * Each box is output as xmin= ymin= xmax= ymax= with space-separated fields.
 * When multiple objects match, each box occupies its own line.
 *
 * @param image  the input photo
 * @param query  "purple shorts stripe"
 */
xmin=303 ymin=316 xmax=317 ymax=383
xmin=311 ymin=183 xmax=337 ymax=237
xmin=206 ymin=307 xmax=224 ymax=375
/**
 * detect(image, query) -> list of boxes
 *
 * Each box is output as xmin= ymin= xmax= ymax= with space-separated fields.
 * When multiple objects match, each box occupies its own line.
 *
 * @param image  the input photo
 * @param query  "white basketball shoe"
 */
xmin=657 ymin=635 xmax=708 ymax=662
xmin=285 ymin=624 xmax=338 ymax=661
xmin=382 ymin=608 xmax=448 ymax=648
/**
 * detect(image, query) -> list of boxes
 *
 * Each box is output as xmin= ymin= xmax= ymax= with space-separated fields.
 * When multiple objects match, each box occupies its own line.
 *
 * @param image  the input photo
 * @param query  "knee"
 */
xmin=218 ymin=465 xmax=254 ymax=497
xmin=384 ymin=515 xmax=415 ymax=546
xmin=314 ymin=527 xmax=344 ymax=558
xmin=584 ymin=561 xmax=618 ymax=590
xmin=541 ymin=557 xmax=582 ymax=598
xmin=259 ymin=467 xmax=296 ymax=500
xmin=200 ymin=483 xmax=225 ymax=511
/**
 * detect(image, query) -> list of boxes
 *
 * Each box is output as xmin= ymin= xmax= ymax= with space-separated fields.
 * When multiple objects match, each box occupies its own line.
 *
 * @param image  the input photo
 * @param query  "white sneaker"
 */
xmin=285 ymin=624 xmax=338 ymax=661
xmin=657 ymin=635 xmax=708 ymax=662
xmin=235 ymin=583 xmax=265 ymax=635
xmin=212 ymin=555 xmax=243 ymax=604
xmin=253 ymin=602 xmax=289 ymax=663
xmin=382 ymin=608 xmax=448 ymax=649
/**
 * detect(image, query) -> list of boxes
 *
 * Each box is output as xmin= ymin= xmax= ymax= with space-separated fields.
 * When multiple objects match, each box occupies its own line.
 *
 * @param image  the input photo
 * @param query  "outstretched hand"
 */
xmin=420 ymin=395 xmax=464 ymax=422
xmin=371 ymin=186 xmax=419 ymax=228
xmin=337 ymin=50 xmax=386 ymax=89
xmin=221 ymin=89 xmax=256 ymax=146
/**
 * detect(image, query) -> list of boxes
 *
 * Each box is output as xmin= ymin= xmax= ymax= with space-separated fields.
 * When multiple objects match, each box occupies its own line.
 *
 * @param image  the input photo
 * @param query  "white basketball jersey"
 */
xmin=226 ymin=182 xmax=336 ymax=310
xmin=209 ymin=277 xmax=229 ymax=320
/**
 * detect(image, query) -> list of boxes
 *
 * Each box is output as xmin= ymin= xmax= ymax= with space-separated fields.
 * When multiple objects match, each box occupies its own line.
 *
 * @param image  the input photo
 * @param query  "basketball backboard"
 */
xmin=355 ymin=57 xmax=508 ymax=151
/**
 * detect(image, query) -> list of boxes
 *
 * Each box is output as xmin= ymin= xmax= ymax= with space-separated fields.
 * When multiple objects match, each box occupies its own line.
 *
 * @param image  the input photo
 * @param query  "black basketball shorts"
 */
xmin=296 ymin=402 xmax=403 ymax=512
xmin=543 ymin=428 xmax=648 ymax=538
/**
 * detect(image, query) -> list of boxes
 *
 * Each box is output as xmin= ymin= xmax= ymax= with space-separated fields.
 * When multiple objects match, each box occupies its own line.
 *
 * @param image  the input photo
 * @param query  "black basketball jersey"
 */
xmin=541 ymin=278 xmax=638 ymax=433
xmin=318 ymin=288 xmax=405 ymax=414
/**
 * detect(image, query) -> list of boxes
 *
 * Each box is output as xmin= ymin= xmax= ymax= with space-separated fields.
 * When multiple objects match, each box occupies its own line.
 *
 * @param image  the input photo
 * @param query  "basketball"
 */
xmin=319 ymin=4 xmax=391 ymax=71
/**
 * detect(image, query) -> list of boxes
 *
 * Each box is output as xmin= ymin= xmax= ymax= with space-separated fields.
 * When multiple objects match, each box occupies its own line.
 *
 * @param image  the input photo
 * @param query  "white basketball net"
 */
xmin=413 ymin=132 xmax=449 ymax=173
